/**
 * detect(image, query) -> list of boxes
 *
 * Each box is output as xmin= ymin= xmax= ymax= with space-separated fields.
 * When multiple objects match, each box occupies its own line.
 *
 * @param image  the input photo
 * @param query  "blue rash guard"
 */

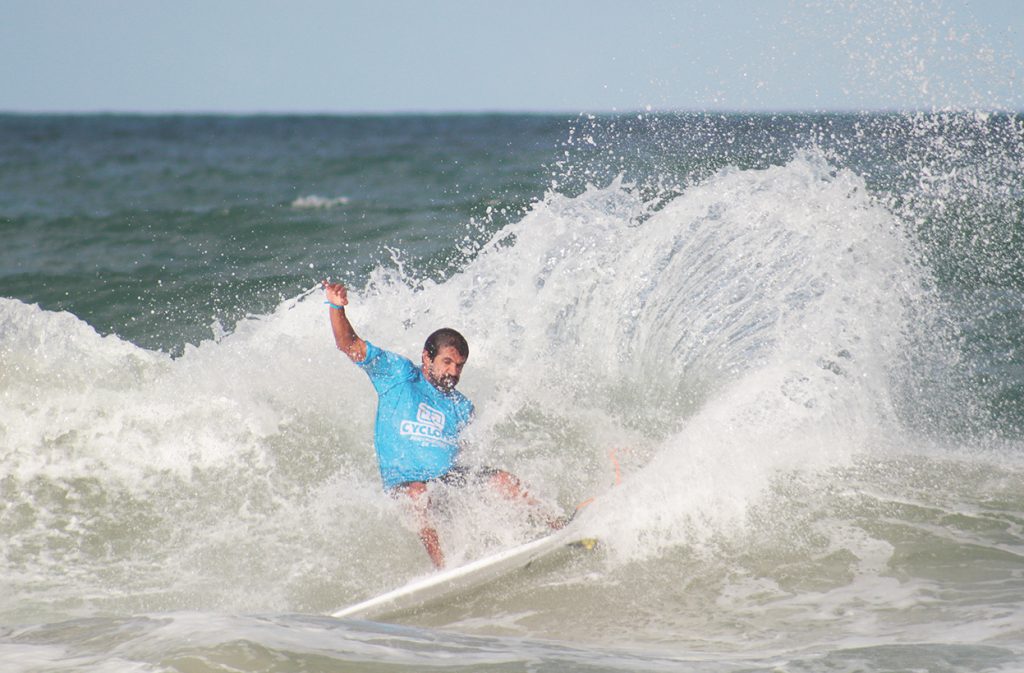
xmin=356 ymin=340 xmax=474 ymax=489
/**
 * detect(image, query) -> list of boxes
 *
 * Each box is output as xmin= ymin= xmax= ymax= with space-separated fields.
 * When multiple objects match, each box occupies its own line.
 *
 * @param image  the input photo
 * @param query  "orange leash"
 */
xmin=574 ymin=447 xmax=625 ymax=513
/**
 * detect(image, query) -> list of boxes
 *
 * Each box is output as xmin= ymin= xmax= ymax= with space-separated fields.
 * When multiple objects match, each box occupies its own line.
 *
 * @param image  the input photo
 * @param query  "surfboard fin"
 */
xmin=569 ymin=538 xmax=599 ymax=551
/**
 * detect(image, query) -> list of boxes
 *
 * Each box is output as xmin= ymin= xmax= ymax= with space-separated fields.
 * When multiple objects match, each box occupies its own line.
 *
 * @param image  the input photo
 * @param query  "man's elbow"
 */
xmin=341 ymin=341 xmax=366 ymax=363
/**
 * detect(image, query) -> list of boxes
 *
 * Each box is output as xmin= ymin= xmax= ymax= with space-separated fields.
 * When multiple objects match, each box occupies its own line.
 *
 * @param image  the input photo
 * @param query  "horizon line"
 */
xmin=2 ymin=105 xmax=1021 ymax=117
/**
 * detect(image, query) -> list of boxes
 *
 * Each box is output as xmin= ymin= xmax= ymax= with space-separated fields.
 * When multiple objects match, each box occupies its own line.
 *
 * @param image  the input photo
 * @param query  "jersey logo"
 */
xmin=399 ymin=403 xmax=455 ymax=447
xmin=416 ymin=403 xmax=445 ymax=427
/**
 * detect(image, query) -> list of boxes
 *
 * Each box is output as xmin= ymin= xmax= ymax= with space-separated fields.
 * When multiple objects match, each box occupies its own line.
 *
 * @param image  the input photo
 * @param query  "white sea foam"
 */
xmin=0 ymin=153 xmax=923 ymax=564
xmin=290 ymin=194 xmax=350 ymax=209
xmin=2 ymin=154 xmax=1022 ymax=656
xmin=410 ymin=153 xmax=924 ymax=566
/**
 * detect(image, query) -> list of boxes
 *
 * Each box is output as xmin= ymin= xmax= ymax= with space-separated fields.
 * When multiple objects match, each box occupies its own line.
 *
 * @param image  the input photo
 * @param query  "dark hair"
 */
xmin=423 ymin=328 xmax=469 ymax=359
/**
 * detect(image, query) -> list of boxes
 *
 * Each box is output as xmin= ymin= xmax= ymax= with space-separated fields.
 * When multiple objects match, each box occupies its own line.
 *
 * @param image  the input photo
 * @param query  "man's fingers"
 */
xmin=322 ymin=280 xmax=347 ymax=294
xmin=322 ymin=281 xmax=349 ymax=307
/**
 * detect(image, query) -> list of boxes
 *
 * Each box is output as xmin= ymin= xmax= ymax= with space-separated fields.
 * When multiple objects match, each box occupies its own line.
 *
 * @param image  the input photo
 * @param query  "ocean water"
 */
xmin=1 ymin=109 xmax=1023 ymax=673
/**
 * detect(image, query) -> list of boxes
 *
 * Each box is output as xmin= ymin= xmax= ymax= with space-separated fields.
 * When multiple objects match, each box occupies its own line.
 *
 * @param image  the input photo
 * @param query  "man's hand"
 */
xmin=322 ymin=280 xmax=366 ymax=362
xmin=322 ymin=280 xmax=349 ymax=307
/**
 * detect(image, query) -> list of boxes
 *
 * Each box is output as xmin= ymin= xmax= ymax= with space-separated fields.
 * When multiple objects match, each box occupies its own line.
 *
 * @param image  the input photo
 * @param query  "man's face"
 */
xmin=422 ymin=345 xmax=467 ymax=392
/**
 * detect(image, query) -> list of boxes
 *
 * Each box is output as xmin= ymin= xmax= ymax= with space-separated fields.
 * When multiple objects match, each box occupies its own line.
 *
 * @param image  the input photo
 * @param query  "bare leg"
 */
xmin=396 ymin=481 xmax=445 ymax=569
xmin=486 ymin=470 xmax=532 ymax=501
xmin=486 ymin=470 xmax=569 ymax=529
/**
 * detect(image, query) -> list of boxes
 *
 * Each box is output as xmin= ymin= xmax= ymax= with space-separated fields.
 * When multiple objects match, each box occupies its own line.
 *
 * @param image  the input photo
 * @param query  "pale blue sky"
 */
xmin=2 ymin=0 xmax=1021 ymax=113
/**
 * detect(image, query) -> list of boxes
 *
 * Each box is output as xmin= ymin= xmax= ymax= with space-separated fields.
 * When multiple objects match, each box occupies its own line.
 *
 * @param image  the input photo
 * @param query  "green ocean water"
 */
xmin=0 ymin=115 xmax=570 ymax=351
xmin=2 ymin=112 xmax=1024 ymax=672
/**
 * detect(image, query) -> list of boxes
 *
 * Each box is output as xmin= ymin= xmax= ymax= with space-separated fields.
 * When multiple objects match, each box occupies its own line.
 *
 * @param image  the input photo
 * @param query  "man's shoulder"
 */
xmin=360 ymin=340 xmax=410 ymax=364
xmin=357 ymin=341 xmax=417 ymax=380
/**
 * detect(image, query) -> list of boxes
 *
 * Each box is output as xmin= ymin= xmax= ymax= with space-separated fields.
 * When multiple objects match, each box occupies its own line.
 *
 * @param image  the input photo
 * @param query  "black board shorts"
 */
xmin=392 ymin=465 xmax=501 ymax=491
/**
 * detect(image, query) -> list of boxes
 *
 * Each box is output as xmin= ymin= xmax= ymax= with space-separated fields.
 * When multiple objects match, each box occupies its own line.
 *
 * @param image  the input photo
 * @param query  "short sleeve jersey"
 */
xmin=356 ymin=340 xmax=474 ymax=489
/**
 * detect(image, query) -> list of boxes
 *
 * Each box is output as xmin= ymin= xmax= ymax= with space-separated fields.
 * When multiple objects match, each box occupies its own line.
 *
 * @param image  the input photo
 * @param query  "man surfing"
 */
xmin=323 ymin=281 xmax=564 ymax=568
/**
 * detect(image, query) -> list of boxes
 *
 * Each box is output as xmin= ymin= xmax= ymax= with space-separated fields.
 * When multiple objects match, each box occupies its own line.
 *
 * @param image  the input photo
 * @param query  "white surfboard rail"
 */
xmin=331 ymin=528 xmax=582 ymax=619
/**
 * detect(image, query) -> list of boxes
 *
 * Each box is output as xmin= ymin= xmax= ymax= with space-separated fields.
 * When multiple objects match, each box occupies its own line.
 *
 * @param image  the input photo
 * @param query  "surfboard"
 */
xmin=330 ymin=528 xmax=595 ymax=620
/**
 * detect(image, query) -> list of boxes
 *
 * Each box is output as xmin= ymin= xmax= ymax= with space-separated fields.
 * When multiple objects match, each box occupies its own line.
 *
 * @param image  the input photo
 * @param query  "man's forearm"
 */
xmin=329 ymin=306 xmax=367 ymax=362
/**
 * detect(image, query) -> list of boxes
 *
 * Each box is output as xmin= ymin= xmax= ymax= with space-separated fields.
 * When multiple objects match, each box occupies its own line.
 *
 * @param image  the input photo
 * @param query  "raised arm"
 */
xmin=322 ymin=280 xmax=368 ymax=362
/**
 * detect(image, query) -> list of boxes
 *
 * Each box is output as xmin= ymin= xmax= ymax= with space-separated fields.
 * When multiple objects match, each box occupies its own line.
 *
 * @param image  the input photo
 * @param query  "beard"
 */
xmin=427 ymin=369 xmax=458 ymax=392
xmin=436 ymin=375 xmax=458 ymax=391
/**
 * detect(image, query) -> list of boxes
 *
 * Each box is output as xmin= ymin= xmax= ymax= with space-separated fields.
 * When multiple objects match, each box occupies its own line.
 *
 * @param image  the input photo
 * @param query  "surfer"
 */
xmin=322 ymin=280 xmax=564 ymax=568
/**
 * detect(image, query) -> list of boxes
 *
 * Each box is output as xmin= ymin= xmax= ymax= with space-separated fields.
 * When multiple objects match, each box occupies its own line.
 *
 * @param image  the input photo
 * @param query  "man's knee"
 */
xmin=397 ymin=481 xmax=428 ymax=499
xmin=488 ymin=470 xmax=523 ymax=496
